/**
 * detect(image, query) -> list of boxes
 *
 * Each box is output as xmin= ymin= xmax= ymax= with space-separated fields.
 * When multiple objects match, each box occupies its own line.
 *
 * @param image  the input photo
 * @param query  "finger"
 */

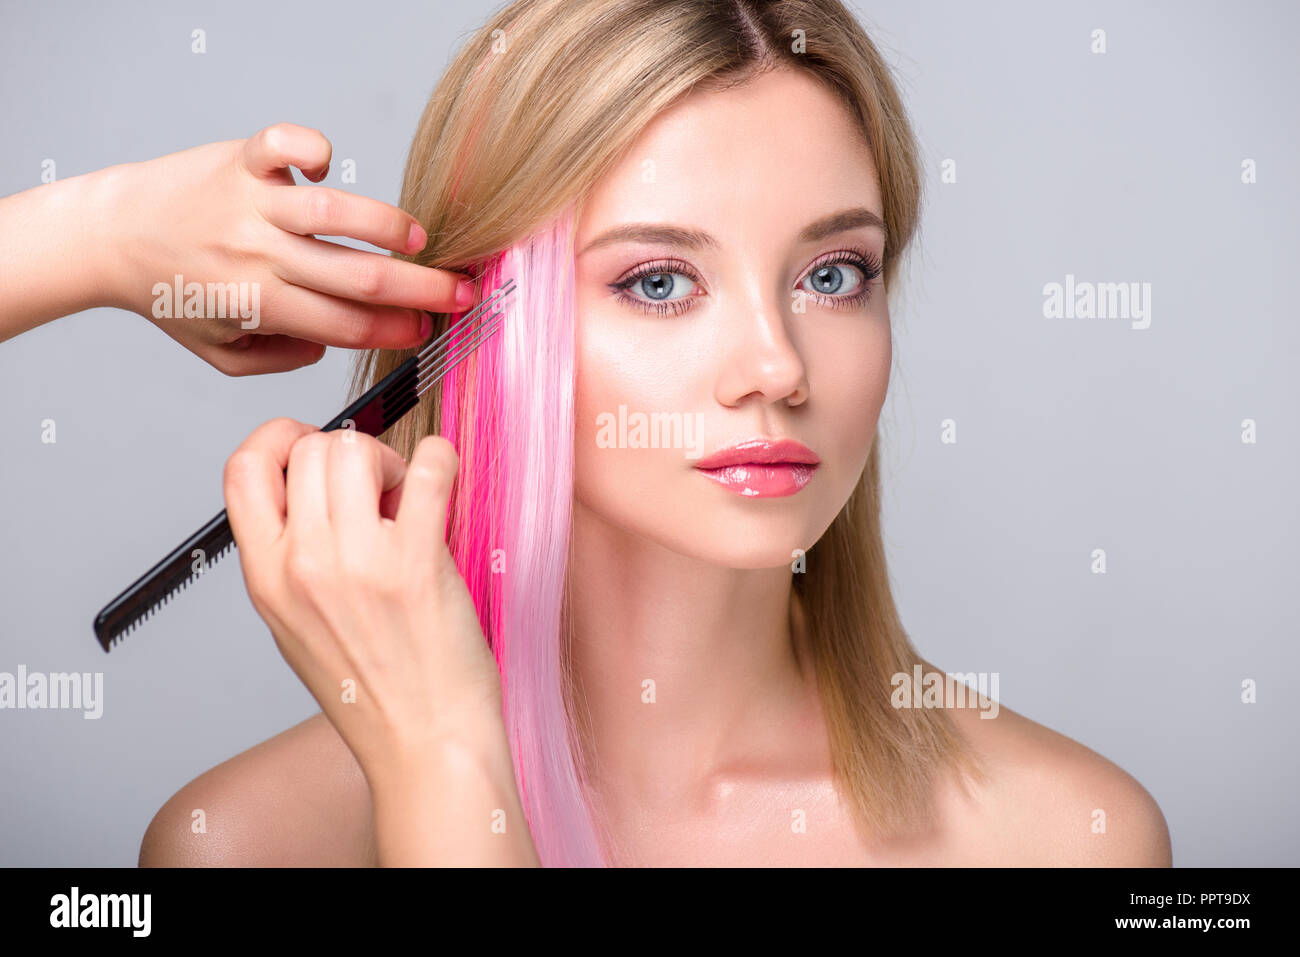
xmin=251 ymin=281 xmax=428 ymax=350
xmin=272 ymin=233 xmax=476 ymax=313
xmin=261 ymin=186 xmax=427 ymax=255
xmin=241 ymin=123 xmax=332 ymax=182
xmin=325 ymin=431 xmax=408 ymax=536
xmin=202 ymin=333 xmax=328 ymax=377
xmin=285 ymin=431 xmax=333 ymax=541
xmin=395 ymin=435 xmax=459 ymax=557
xmin=223 ymin=418 xmax=320 ymax=556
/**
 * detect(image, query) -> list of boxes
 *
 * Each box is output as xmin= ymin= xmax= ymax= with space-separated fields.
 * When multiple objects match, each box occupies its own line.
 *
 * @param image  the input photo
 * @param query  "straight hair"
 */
xmin=351 ymin=0 xmax=985 ymax=866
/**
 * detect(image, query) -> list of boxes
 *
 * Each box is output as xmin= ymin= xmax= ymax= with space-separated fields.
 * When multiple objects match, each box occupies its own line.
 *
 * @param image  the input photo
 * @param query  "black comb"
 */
xmin=92 ymin=278 xmax=515 ymax=652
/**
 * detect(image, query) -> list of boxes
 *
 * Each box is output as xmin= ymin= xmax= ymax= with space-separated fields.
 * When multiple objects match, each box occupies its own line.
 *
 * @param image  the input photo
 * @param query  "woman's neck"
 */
xmin=566 ymin=498 xmax=817 ymax=821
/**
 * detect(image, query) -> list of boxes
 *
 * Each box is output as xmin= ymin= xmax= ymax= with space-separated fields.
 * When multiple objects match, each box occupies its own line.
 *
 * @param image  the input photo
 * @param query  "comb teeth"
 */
xmin=99 ymin=537 xmax=237 ymax=651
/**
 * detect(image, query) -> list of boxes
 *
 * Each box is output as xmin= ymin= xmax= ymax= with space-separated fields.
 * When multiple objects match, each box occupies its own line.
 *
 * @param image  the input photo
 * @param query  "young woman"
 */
xmin=129 ymin=0 xmax=1171 ymax=867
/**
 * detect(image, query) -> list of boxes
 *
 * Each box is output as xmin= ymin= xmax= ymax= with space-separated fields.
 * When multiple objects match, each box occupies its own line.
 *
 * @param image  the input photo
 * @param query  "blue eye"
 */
xmin=797 ymin=248 xmax=883 ymax=310
xmin=801 ymin=262 xmax=863 ymax=296
xmin=630 ymin=271 xmax=694 ymax=302
xmin=610 ymin=247 xmax=884 ymax=317
xmin=610 ymin=259 xmax=701 ymax=316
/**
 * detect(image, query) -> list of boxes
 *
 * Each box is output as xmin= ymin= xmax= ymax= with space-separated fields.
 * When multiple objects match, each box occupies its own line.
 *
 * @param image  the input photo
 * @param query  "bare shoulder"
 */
xmin=933 ymin=675 xmax=1172 ymax=867
xmin=139 ymin=711 xmax=376 ymax=867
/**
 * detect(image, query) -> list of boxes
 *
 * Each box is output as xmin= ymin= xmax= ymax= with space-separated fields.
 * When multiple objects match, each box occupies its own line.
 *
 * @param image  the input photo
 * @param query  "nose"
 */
xmin=713 ymin=292 xmax=809 ymax=408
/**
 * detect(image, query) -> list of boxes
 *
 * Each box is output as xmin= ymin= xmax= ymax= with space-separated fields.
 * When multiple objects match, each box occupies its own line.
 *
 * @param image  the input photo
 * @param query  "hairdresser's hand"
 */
xmin=224 ymin=416 xmax=505 ymax=769
xmin=0 ymin=121 xmax=477 ymax=373
xmin=109 ymin=122 xmax=484 ymax=374
xmin=223 ymin=418 xmax=536 ymax=864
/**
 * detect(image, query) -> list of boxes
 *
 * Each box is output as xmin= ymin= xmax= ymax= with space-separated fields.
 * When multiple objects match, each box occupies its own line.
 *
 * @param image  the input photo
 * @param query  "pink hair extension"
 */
xmin=437 ymin=208 xmax=609 ymax=866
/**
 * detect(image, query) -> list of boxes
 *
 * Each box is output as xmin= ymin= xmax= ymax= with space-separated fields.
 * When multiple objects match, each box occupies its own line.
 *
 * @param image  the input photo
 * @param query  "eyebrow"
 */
xmin=576 ymin=206 xmax=886 ymax=256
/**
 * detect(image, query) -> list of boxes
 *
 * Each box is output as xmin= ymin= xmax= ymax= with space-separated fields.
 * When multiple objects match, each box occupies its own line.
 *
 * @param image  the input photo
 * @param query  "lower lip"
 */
xmin=694 ymin=463 xmax=818 ymax=497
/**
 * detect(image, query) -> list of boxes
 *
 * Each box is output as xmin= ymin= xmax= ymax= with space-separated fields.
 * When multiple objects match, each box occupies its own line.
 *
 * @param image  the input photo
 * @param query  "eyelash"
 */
xmin=608 ymin=246 xmax=884 ymax=317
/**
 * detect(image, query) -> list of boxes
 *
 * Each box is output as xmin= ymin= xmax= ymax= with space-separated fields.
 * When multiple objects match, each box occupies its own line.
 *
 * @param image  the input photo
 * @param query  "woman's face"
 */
xmin=573 ymin=66 xmax=891 ymax=568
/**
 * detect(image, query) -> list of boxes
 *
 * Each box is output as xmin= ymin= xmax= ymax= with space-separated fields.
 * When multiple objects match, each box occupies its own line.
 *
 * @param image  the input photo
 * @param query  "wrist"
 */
xmin=367 ymin=729 xmax=539 ymax=867
xmin=80 ymin=163 xmax=139 ymax=313
xmin=369 ymin=711 xmax=512 ymax=794
xmin=0 ymin=164 xmax=140 ymax=341
xmin=376 ymin=691 xmax=510 ymax=778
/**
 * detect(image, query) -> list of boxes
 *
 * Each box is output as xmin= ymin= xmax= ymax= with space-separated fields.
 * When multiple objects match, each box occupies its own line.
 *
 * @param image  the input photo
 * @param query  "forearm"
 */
xmin=0 ymin=167 xmax=126 ymax=342
xmin=368 ymin=730 xmax=541 ymax=867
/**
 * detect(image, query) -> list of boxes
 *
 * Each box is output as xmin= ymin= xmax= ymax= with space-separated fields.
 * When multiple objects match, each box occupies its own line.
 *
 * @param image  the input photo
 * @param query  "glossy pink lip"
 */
xmin=693 ymin=438 xmax=820 ymax=498
xmin=693 ymin=438 xmax=821 ymax=469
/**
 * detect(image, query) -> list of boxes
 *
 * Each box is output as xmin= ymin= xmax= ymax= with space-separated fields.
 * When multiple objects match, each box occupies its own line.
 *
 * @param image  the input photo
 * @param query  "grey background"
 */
xmin=0 ymin=0 xmax=1295 ymax=866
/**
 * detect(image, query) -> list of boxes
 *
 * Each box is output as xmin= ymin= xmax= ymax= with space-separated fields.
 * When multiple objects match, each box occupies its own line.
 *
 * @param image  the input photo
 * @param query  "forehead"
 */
xmin=575 ymin=66 xmax=881 ymax=248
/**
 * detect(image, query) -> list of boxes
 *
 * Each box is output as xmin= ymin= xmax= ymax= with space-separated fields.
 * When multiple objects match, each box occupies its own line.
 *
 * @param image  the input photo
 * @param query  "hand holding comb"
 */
xmin=92 ymin=278 xmax=514 ymax=652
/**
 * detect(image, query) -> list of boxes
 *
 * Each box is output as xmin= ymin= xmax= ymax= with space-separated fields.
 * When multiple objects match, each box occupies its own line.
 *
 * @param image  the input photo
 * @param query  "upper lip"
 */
xmin=693 ymin=438 xmax=821 ymax=469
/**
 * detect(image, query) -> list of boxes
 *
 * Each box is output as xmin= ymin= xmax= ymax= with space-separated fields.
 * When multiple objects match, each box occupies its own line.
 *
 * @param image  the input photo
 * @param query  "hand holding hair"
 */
xmin=0 ymin=122 xmax=478 ymax=375
xmin=222 ymin=417 xmax=538 ymax=866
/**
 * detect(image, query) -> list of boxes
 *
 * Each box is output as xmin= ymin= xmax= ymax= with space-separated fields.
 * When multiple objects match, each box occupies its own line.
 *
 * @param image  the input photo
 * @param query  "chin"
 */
xmin=658 ymin=518 xmax=830 ymax=570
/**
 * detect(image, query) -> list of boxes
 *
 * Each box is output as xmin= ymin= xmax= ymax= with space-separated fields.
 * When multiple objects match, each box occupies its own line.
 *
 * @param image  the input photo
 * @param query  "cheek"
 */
xmin=815 ymin=313 xmax=891 ymax=474
xmin=573 ymin=311 xmax=703 ymax=513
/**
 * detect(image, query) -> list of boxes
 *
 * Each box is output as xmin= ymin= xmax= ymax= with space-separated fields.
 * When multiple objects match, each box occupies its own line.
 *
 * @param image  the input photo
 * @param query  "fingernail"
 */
xmin=407 ymin=222 xmax=426 ymax=254
xmin=455 ymin=279 xmax=476 ymax=309
xmin=419 ymin=311 xmax=432 ymax=340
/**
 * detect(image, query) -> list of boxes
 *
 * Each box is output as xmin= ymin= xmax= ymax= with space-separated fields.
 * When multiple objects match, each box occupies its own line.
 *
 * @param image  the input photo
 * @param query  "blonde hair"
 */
xmin=352 ymin=0 xmax=984 ymax=864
